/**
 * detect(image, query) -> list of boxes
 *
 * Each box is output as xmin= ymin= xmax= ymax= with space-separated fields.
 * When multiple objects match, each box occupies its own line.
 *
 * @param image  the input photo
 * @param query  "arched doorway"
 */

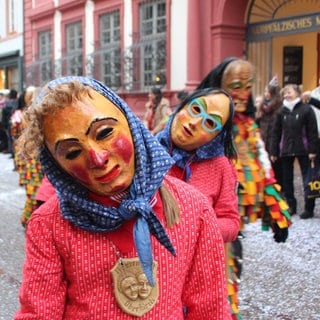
xmin=246 ymin=0 xmax=320 ymax=96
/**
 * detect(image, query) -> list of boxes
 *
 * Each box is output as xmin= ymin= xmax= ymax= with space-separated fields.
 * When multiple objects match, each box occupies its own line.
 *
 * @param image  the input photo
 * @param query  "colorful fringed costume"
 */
xmin=21 ymin=158 xmax=43 ymax=226
xmin=233 ymin=113 xmax=291 ymax=234
xmin=10 ymin=94 xmax=44 ymax=227
xmin=226 ymin=242 xmax=241 ymax=318
xmin=197 ymin=56 xmax=291 ymax=239
xmin=11 ymin=109 xmax=25 ymax=184
xmin=196 ymin=57 xmax=292 ymax=319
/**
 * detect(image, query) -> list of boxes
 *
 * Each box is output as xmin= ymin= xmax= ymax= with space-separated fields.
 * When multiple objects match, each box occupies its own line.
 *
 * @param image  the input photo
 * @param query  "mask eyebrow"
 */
xmin=197 ymin=97 xmax=207 ymax=110
xmin=85 ymin=117 xmax=118 ymax=135
xmin=227 ymin=80 xmax=243 ymax=89
xmin=189 ymin=97 xmax=207 ymax=111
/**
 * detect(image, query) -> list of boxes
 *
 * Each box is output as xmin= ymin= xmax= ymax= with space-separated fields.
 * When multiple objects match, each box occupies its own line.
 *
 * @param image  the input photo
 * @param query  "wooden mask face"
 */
xmin=171 ymin=92 xmax=230 ymax=151
xmin=43 ymin=90 xmax=135 ymax=196
xmin=221 ymin=60 xmax=254 ymax=113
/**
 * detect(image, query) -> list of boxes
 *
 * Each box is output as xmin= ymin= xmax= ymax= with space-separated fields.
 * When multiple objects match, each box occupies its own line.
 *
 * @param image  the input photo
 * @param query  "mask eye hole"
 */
xmin=65 ymin=149 xmax=82 ymax=160
xmin=190 ymin=104 xmax=201 ymax=114
xmin=96 ymin=127 xmax=113 ymax=141
xmin=187 ymin=99 xmax=205 ymax=116
xmin=205 ymin=118 xmax=215 ymax=129
xmin=204 ymin=115 xmax=222 ymax=132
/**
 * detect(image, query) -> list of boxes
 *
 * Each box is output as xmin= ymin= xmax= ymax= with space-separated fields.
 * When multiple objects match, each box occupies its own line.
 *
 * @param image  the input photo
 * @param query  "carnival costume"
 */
xmin=157 ymin=88 xmax=239 ymax=242
xmin=197 ymin=57 xmax=291 ymax=239
xmin=15 ymin=77 xmax=229 ymax=319
xmin=11 ymin=103 xmax=43 ymax=226
xmin=196 ymin=58 xmax=292 ymax=319
xmin=157 ymin=88 xmax=241 ymax=318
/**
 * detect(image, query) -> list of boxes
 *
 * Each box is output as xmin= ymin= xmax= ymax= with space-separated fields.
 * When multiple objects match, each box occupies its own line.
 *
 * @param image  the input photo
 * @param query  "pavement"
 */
xmin=0 ymin=152 xmax=26 ymax=319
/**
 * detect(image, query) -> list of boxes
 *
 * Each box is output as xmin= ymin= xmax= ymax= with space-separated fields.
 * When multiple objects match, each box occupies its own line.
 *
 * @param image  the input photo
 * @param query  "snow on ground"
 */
xmin=238 ymin=171 xmax=320 ymax=320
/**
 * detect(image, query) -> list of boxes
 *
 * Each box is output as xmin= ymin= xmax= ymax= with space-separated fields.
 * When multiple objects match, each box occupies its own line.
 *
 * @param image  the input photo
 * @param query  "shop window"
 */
xmin=7 ymin=66 xmax=19 ymax=90
xmin=283 ymin=46 xmax=303 ymax=85
xmin=0 ymin=69 xmax=5 ymax=89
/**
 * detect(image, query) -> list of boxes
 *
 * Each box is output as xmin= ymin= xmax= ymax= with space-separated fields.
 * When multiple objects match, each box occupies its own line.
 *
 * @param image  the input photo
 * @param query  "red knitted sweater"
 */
xmin=15 ymin=175 xmax=230 ymax=320
xmin=169 ymin=156 xmax=240 ymax=243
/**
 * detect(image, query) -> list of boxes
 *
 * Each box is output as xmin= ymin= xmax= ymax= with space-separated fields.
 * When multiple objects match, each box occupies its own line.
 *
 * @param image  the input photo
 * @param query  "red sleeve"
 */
xmin=182 ymin=205 xmax=231 ymax=320
xmin=213 ymin=158 xmax=240 ymax=242
xmin=15 ymin=202 xmax=67 ymax=319
xmin=169 ymin=157 xmax=240 ymax=243
xmin=35 ymin=175 xmax=56 ymax=202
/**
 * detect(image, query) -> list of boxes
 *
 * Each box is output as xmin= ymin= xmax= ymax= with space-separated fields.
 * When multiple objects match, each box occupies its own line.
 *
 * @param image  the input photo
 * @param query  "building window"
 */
xmin=98 ymin=10 xmax=121 ymax=90
xmin=38 ymin=30 xmax=52 ymax=84
xmin=139 ymin=1 xmax=166 ymax=90
xmin=66 ymin=22 xmax=83 ymax=76
xmin=8 ymin=0 xmax=16 ymax=33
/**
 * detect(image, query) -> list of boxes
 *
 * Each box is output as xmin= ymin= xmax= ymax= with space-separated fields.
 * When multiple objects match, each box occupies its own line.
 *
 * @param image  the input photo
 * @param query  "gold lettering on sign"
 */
xmin=250 ymin=16 xmax=317 ymax=35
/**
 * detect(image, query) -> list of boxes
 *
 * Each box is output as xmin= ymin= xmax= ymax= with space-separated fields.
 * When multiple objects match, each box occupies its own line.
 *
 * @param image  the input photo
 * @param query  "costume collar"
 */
xmin=283 ymin=97 xmax=301 ymax=111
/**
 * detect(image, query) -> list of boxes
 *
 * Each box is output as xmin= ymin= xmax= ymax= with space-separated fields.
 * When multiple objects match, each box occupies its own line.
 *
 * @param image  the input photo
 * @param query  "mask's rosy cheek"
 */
xmin=69 ymin=164 xmax=92 ymax=186
xmin=243 ymin=91 xmax=251 ymax=99
xmin=177 ymin=109 xmax=189 ymax=121
xmin=230 ymin=92 xmax=238 ymax=99
xmin=111 ymin=135 xmax=134 ymax=164
xmin=198 ymin=131 xmax=210 ymax=144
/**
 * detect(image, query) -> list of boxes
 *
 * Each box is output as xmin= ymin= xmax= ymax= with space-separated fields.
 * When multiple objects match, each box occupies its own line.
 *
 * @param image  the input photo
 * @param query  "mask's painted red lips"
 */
xmin=234 ymin=99 xmax=247 ymax=107
xmin=96 ymin=165 xmax=121 ymax=183
xmin=183 ymin=126 xmax=192 ymax=137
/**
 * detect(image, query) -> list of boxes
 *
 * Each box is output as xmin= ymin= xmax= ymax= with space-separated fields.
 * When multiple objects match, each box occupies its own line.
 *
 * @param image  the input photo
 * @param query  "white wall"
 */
xmin=170 ymin=0 xmax=188 ymax=90
xmin=0 ymin=0 xmax=24 ymax=54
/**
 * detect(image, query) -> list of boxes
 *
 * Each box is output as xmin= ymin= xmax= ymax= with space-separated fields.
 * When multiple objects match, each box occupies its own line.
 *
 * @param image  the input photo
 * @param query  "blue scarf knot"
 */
xmin=117 ymin=197 xmax=176 ymax=286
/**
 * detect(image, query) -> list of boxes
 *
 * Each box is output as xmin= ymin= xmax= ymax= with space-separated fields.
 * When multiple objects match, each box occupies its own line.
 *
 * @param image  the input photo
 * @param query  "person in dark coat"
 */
xmin=1 ymin=89 xmax=18 ymax=157
xmin=270 ymin=84 xmax=318 ymax=219
xmin=0 ymin=122 xmax=8 ymax=152
xmin=255 ymin=76 xmax=283 ymax=187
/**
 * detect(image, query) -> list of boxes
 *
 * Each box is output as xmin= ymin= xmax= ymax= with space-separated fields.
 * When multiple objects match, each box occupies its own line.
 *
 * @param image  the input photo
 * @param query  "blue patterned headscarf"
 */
xmin=157 ymin=87 xmax=235 ymax=181
xmin=37 ymin=76 xmax=175 ymax=286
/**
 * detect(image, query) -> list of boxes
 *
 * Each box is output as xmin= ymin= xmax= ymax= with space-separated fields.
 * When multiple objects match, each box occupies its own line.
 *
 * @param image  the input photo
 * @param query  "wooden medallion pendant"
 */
xmin=111 ymin=257 xmax=159 ymax=317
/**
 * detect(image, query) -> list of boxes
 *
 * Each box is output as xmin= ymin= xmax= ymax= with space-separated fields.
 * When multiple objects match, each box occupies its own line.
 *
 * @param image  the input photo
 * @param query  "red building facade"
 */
xmin=24 ymin=0 xmax=248 ymax=116
xmin=23 ymin=0 xmax=320 ymax=116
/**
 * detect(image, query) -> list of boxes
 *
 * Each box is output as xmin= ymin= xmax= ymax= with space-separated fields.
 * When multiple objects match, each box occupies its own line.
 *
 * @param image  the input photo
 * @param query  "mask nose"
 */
xmin=188 ymin=116 xmax=202 ymax=129
xmin=238 ymin=88 xmax=251 ymax=100
xmin=89 ymin=149 xmax=109 ymax=168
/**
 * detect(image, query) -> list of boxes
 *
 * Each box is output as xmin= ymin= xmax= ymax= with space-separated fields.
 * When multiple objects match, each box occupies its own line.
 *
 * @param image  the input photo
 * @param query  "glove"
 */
xmin=271 ymin=222 xmax=288 ymax=243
